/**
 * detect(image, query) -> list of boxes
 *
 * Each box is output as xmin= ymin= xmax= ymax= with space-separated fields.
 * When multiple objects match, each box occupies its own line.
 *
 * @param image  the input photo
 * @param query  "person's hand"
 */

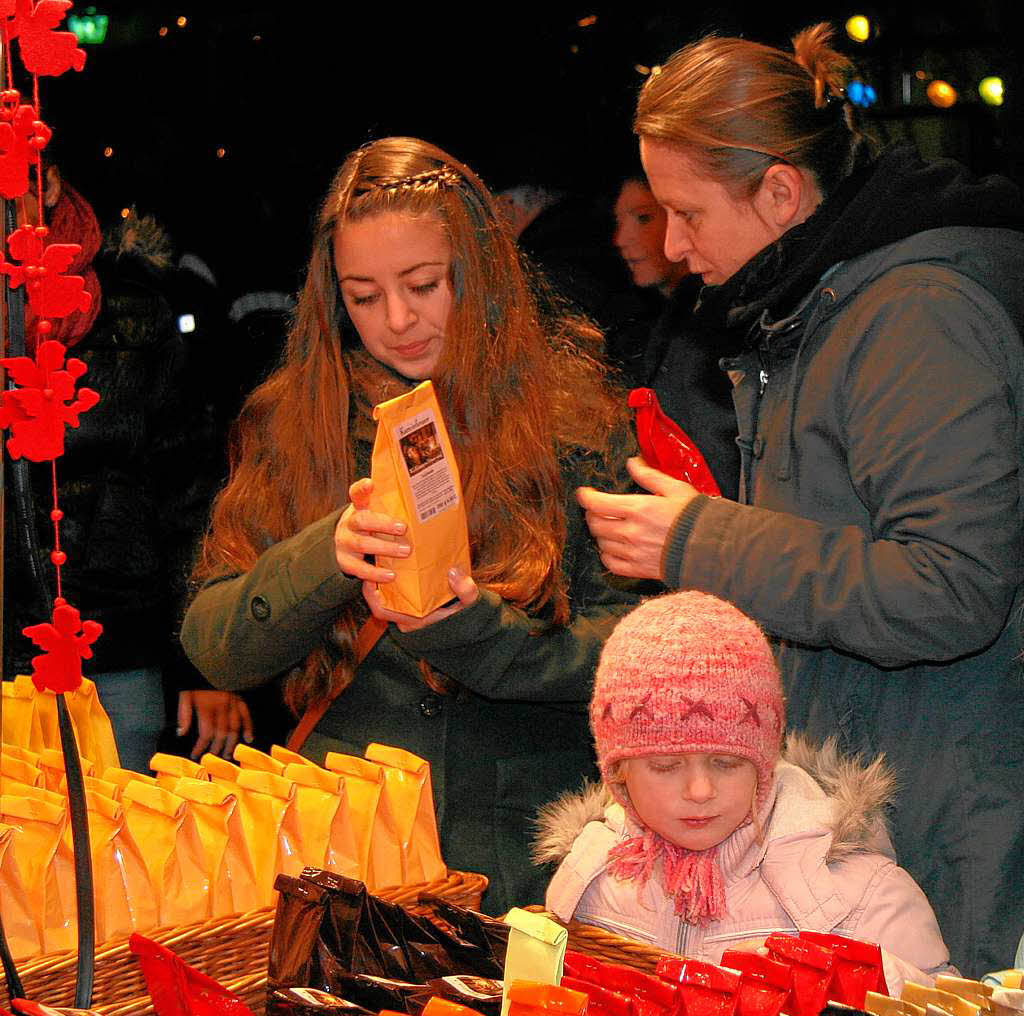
xmin=176 ymin=689 xmax=253 ymax=760
xmin=577 ymin=457 xmax=700 ymax=580
xmin=334 ymin=477 xmax=410 ymax=582
xmin=363 ymin=566 xmax=479 ymax=633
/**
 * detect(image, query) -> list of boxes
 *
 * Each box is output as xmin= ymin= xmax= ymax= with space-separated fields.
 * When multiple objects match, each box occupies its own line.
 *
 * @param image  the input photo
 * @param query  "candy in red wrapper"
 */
xmin=563 ymin=952 xmax=608 ymax=984
xmin=764 ymin=933 xmax=835 ymax=1016
xmin=560 ymin=977 xmax=633 ymax=1016
xmin=719 ymin=950 xmax=793 ymax=1016
xmin=601 ymin=964 xmax=679 ymax=1015
xmin=628 ymin=387 xmax=722 ymax=496
xmin=128 ymin=933 xmax=257 ymax=1016
xmin=655 ymin=957 xmax=739 ymax=1016
xmin=799 ymin=933 xmax=887 ymax=1009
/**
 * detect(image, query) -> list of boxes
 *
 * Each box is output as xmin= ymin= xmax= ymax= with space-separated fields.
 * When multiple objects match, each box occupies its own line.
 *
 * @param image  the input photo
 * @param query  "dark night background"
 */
xmin=30 ymin=1 xmax=1024 ymax=304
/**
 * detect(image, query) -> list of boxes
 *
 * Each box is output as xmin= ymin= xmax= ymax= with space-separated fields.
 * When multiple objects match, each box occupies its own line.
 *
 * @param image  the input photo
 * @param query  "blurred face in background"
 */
xmin=613 ymin=179 xmax=690 ymax=295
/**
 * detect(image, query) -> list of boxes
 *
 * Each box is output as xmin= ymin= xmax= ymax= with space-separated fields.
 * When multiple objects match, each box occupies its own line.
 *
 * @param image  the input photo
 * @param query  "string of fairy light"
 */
xmin=75 ymin=6 xmax=1011 ymax=206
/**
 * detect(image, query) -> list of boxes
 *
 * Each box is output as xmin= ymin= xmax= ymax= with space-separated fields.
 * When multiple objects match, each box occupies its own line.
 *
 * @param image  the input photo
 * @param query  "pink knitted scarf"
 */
xmin=605 ymin=825 xmax=726 ymax=924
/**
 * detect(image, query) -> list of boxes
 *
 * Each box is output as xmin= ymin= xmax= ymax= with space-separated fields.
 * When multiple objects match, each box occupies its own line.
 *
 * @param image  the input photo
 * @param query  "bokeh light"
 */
xmin=979 ymin=76 xmax=1004 ymax=106
xmin=845 ymin=15 xmax=871 ymax=43
xmin=927 ymin=80 xmax=957 ymax=108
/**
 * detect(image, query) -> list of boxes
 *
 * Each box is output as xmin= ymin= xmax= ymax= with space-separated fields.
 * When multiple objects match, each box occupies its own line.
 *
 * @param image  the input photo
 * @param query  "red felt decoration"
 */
xmin=12 ymin=0 xmax=86 ymax=77
xmin=1 ymin=223 xmax=91 ymax=317
xmin=0 ymin=102 xmax=51 ymax=198
xmin=0 ymin=338 xmax=99 ymax=461
xmin=22 ymin=600 xmax=103 ymax=694
xmin=129 ymin=934 xmax=257 ymax=1016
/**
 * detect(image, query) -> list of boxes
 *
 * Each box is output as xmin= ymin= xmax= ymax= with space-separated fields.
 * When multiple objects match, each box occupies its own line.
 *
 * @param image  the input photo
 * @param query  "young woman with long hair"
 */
xmin=181 ymin=136 xmax=642 ymax=912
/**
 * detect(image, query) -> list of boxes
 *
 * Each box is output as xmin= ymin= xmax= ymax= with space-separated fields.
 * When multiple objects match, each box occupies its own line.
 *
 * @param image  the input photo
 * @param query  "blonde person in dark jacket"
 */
xmin=577 ymin=25 xmax=1024 ymax=975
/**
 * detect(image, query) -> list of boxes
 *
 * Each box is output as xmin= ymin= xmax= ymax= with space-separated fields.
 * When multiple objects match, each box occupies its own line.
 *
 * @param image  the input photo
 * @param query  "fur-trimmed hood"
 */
xmin=533 ymin=734 xmax=895 ymax=866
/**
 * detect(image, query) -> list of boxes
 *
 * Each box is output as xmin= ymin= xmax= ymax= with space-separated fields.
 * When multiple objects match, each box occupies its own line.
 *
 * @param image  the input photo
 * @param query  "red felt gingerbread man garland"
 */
xmin=1 ymin=0 xmax=98 ymax=694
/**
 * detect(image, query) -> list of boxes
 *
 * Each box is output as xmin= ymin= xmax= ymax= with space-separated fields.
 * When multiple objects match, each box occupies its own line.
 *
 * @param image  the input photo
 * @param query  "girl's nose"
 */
xmin=386 ymin=293 xmax=417 ymax=334
xmin=681 ymin=767 xmax=715 ymax=803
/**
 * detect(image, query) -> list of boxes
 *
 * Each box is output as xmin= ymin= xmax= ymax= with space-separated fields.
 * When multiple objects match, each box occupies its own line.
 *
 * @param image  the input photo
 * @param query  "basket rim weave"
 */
xmin=1 ymin=868 xmax=488 ymax=1014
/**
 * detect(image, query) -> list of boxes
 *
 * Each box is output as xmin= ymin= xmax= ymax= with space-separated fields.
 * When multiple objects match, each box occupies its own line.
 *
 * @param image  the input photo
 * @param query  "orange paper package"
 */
xmin=0 ymin=820 xmax=43 ymax=960
xmin=235 ymin=743 xmax=361 ymax=878
xmin=120 ymin=780 xmax=210 ymax=926
xmin=282 ymin=761 xmax=362 ymax=879
xmin=364 ymin=743 xmax=446 ymax=884
xmin=173 ymin=775 xmax=263 ymax=917
xmin=370 ymin=380 xmax=471 ymax=617
xmin=0 ymin=787 xmax=77 ymax=954
xmin=74 ymin=787 xmax=157 ymax=942
xmin=323 ymin=752 xmax=398 ymax=889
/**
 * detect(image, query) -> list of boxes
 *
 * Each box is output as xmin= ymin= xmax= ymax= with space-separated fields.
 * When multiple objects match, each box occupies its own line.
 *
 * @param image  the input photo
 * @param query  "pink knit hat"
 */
xmin=591 ymin=590 xmax=784 ymax=812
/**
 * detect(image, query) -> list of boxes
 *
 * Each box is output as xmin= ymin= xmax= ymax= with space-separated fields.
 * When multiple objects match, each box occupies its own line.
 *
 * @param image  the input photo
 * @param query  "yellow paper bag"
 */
xmin=364 ymin=743 xmax=446 ymax=884
xmin=270 ymin=744 xmax=314 ymax=768
xmin=150 ymin=752 xmax=208 ymax=791
xmin=866 ymin=994 xmax=926 ymax=1016
xmin=174 ymin=776 xmax=263 ymax=917
xmin=904 ymin=986 xmax=983 ymax=1016
xmin=324 ymin=752 xmax=399 ymax=889
xmin=2 ymin=676 xmax=45 ymax=751
xmin=65 ymin=677 xmax=121 ymax=772
xmin=937 ymin=979 xmax=996 ymax=1010
xmin=102 ymin=766 xmax=160 ymax=796
xmin=370 ymin=380 xmax=471 ymax=617
xmin=74 ymin=788 xmax=157 ymax=942
xmin=2 ymin=751 xmax=41 ymax=792
xmin=60 ymin=773 xmax=121 ymax=801
xmin=234 ymin=743 xmax=286 ymax=775
xmin=121 ymin=780 xmax=210 ymax=926
xmin=233 ymin=768 xmax=303 ymax=905
xmin=0 ymin=821 xmax=43 ymax=960
xmin=500 ymin=908 xmax=569 ymax=1016
xmin=2 ymin=742 xmax=41 ymax=767
xmin=39 ymin=747 xmax=95 ymax=794
xmin=282 ymin=762 xmax=361 ymax=878
xmin=0 ymin=790 xmax=76 ymax=954
xmin=202 ymin=752 xmax=242 ymax=785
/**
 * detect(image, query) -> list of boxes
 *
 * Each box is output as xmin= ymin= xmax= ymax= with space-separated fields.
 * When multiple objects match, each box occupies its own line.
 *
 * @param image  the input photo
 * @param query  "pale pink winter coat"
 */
xmin=536 ymin=738 xmax=954 ymax=996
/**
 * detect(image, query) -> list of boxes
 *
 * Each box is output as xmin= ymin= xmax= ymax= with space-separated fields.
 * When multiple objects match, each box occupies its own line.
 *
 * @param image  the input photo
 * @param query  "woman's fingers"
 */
xmin=362 ymin=568 xmax=479 ymax=633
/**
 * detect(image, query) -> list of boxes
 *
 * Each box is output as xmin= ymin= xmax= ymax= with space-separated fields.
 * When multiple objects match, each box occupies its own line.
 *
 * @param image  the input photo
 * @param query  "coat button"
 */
xmin=250 ymin=595 xmax=272 ymax=621
xmin=752 ymin=435 xmax=765 ymax=458
xmin=419 ymin=693 xmax=443 ymax=718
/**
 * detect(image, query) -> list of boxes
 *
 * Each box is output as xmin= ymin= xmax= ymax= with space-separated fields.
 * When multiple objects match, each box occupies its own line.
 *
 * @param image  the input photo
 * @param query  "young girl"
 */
xmin=180 ymin=137 xmax=642 ymax=913
xmin=538 ymin=590 xmax=954 ymax=994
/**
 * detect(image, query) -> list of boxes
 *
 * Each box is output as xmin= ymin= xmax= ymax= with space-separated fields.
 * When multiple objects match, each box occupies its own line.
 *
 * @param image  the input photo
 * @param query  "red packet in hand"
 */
xmin=128 ymin=933 xmax=257 ymax=1016
xmin=629 ymin=388 xmax=721 ymax=495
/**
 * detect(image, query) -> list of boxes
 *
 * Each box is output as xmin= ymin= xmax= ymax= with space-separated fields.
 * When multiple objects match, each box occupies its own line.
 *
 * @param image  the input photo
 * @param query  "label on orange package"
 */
xmin=370 ymin=380 xmax=471 ymax=618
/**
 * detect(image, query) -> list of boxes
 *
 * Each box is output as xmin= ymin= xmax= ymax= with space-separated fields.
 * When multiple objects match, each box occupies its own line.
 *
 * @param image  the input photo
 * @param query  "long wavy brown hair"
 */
xmin=193 ymin=137 xmax=626 ymax=713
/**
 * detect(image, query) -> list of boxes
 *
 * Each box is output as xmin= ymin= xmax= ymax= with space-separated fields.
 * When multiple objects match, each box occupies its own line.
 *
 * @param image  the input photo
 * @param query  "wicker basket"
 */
xmin=521 ymin=905 xmax=680 ymax=973
xmin=0 ymin=869 xmax=488 ymax=1015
